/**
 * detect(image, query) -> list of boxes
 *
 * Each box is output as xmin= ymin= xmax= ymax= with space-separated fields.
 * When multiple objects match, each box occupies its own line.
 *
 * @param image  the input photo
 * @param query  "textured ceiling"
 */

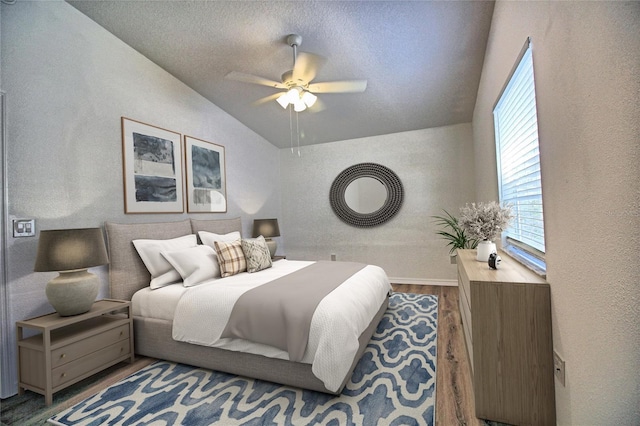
xmin=68 ymin=1 xmax=495 ymax=148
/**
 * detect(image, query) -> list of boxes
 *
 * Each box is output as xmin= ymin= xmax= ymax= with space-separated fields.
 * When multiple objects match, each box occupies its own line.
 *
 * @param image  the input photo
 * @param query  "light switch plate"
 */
xmin=13 ymin=219 xmax=35 ymax=237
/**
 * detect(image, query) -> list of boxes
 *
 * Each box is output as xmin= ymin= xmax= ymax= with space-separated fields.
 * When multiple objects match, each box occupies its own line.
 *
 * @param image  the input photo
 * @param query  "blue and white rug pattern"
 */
xmin=49 ymin=292 xmax=438 ymax=426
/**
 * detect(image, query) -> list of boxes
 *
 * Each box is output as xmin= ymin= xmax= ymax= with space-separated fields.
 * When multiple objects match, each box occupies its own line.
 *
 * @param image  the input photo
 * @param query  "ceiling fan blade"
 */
xmin=292 ymin=52 xmax=327 ymax=84
xmin=225 ymin=71 xmax=287 ymax=89
xmin=251 ymin=92 xmax=283 ymax=106
xmin=308 ymin=80 xmax=368 ymax=93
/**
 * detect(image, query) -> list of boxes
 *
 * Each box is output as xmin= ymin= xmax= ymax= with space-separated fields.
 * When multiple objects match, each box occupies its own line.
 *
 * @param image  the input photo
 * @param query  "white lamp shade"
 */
xmin=276 ymin=93 xmax=290 ymax=109
xmin=286 ymin=87 xmax=301 ymax=103
xmin=301 ymin=91 xmax=317 ymax=108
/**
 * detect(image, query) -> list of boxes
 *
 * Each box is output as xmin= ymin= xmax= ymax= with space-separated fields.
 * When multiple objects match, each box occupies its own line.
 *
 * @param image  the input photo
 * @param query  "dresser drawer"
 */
xmin=52 ymin=339 xmax=130 ymax=388
xmin=458 ymin=289 xmax=472 ymax=341
xmin=51 ymin=323 xmax=129 ymax=369
xmin=458 ymin=295 xmax=474 ymax=373
xmin=458 ymin=268 xmax=471 ymax=310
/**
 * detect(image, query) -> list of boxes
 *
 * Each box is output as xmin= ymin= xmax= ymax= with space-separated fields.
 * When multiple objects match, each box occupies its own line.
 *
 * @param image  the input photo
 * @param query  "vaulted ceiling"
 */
xmin=68 ymin=1 xmax=495 ymax=148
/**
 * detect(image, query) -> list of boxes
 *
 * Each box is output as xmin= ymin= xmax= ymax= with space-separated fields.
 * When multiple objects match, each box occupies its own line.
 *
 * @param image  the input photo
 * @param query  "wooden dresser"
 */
xmin=456 ymin=249 xmax=555 ymax=425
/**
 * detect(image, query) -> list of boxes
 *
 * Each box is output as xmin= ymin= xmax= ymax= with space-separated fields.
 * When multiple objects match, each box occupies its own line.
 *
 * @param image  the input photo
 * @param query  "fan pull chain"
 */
xmin=289 ymin=105 xmax=294 ymax=154
xmin=296 ymin=111 xmax=301 ymax=157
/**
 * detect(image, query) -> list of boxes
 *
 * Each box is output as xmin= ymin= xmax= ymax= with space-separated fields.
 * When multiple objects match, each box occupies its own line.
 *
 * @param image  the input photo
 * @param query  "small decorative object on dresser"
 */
xmin=34 ymin=228 xmax=109 ymax=316
xmin=252 ymin=218 xmax=281 ymax=258
xmin=458 ymin=201 xmax=513 ymax=261
xmin=16 ymin=299 xmax=134 ymax=405
xmin=487 ymin=252 xmax=501 ymax=269
xmin=456 ymin=249 xmax=555 ymax=425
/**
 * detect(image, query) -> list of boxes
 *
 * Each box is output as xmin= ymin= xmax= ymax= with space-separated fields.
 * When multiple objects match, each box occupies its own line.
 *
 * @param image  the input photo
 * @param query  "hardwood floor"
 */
xmin=392 ymin=284 xmax=485 ymax=426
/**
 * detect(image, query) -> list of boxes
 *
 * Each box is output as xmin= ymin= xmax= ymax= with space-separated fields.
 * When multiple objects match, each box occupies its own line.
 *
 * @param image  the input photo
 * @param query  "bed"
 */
xmin=104 ymin=218 xmax=391 ymax=394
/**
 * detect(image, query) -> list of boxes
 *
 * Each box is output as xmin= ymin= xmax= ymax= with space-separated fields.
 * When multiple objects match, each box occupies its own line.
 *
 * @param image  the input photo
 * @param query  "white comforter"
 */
xmin=172 ymin=260 xmax=391 ymax=392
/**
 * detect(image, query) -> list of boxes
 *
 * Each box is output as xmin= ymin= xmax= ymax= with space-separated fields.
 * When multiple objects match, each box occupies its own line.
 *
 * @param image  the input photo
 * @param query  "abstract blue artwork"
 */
xmin=121 ymin=117 xmax=183 ymax=213
xmin=185 ymin=136 xmax=226 ymax=213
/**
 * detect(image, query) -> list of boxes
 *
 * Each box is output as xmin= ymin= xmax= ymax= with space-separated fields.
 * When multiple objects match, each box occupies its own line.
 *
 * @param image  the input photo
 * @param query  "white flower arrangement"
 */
xmin=458 ymin=201 xmax=513 ymax=242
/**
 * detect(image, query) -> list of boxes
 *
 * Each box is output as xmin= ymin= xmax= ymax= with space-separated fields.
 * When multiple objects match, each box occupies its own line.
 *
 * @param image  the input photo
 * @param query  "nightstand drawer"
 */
xmin=52 ymin=340 xmax=131 ymax=388
xmin=52 ymin=323 xmax=129 ymax=368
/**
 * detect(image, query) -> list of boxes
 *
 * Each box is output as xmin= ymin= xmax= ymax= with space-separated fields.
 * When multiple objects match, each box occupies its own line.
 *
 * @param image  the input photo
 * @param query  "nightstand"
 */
xmin=16 ymin=299 xmax=134 ymax=405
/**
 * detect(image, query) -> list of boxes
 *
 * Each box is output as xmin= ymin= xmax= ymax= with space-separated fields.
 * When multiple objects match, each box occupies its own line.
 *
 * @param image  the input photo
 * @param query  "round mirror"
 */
xmin=344 ymin=177 xmax=388 ymax=214
xmin=330 ymin=163 xmax=404 ymax=228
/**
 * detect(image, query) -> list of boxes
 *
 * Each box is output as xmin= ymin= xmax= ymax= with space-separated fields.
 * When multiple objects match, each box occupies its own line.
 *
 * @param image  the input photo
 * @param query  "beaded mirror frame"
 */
xmin=329 ymin=163 xmax=404 ymax=227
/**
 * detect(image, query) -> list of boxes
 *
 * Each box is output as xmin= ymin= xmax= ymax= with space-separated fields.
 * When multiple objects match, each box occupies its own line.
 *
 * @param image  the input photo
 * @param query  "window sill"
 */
xmin=503 ymin=245 xmax=547 ymax=279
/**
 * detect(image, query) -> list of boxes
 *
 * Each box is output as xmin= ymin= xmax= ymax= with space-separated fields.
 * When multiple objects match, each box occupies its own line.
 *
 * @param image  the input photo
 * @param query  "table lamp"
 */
xmin=252 ymin=219 xmax=280 ymax=258
xmin=34 ymin=228 xmax=109 ymax=316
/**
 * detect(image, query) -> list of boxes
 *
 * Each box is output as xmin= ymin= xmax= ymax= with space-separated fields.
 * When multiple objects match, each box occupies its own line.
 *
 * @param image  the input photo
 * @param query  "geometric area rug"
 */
xmin=48 ymin=292 xmax=438 ymax=426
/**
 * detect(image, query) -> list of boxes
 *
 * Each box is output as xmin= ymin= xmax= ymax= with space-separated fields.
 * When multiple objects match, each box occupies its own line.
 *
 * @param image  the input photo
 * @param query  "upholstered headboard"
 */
xmin=105 ymin=218 xmax=242 ymax=301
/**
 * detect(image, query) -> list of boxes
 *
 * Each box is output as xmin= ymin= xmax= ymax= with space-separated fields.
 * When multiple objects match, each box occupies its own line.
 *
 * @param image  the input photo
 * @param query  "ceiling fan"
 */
xmin=225 ymin=34 xmax=367 ymax=112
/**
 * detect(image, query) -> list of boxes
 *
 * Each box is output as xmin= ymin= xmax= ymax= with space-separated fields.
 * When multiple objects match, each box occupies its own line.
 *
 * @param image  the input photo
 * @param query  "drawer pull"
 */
xmin=61 ymin=373 xmax=67 ymax=378
xmin=60 ymin=354 xmax=66 ymax=359
xmin=119 ymin=331 xmax=124 ymax=336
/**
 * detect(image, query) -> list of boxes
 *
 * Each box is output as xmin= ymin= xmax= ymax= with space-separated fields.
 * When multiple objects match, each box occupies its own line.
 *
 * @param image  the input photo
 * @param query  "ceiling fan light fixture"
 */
xmin=276 ymin=93 xmax=290 ymax=109
xmin=293 ymin=99 xmax=306 ymax=112
xmin=286 ymin=87 xmax=302 ymax=103
xmin=301 ymin=91 xmax=317 ymax=108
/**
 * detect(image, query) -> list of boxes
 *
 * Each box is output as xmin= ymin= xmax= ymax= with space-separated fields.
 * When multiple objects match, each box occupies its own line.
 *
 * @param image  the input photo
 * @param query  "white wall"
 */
xmin=280 ymin=124 xmax=475 ymax=283
xmin=0 ymin=1 xmax=281 ymax=397
xmin=472 ymin=2 xmax=640 ymax=424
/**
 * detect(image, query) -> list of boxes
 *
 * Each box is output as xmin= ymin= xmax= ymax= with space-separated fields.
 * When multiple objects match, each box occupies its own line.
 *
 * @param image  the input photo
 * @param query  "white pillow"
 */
xmin=198 ymin=230 xmax=241 ymax=248
xmin=132 ymin=234 xmax=197 ymax=289
xmin=162 ymin=245 xmax=220 ymax=287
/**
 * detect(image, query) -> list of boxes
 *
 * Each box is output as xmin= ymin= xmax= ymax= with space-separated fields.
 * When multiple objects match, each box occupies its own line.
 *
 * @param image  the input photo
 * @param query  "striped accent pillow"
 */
xmin=214 ymin=240 xmax=247 ymax=277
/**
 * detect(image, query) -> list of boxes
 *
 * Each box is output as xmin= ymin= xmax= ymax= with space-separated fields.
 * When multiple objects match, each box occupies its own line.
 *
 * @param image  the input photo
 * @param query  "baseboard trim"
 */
xmin=388 ymin=277 xmax=458 ymax=287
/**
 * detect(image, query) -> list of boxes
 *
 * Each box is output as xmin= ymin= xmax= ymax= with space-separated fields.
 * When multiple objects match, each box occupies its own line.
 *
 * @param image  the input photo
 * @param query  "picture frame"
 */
xmin=184 ymin=135 xmax=227 ymax=213
xmin=121 ymin=117 xmax=184 ymax=213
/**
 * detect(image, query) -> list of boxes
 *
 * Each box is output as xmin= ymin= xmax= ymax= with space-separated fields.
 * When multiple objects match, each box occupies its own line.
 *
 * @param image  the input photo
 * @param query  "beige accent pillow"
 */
xmin=241 ymin=236 xmax=272 ymax=273
xmin=214 ymin=240 xmax=247 ymax=277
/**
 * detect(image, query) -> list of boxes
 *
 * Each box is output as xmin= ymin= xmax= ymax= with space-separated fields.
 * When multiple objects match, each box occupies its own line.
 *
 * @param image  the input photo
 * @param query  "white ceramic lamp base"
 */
xmin=46 ymin=270 xmax=99 ymax=316
xmin=476 ymin=240 xmax=497 ymax=262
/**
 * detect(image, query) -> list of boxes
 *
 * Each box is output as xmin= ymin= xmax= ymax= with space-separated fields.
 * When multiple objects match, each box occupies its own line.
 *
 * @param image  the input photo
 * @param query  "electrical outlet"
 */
xmin=553 ymin=350 xmax=565 ymax=386
xmin=330 ymin=253 xmax=336 ymax=261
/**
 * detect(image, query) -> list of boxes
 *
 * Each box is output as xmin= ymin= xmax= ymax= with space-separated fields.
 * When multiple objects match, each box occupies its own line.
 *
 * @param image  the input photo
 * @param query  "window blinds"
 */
xmin=494 ymin=42 xmax=545 ymax=253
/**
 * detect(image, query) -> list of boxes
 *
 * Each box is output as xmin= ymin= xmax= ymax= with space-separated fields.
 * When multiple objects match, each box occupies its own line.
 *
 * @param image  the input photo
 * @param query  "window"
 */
xmin=493 ymin=39 xmax=546 ymax=271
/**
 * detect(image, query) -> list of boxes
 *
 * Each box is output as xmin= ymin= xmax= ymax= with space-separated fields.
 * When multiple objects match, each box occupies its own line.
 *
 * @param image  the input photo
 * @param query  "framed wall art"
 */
xmin=184 ymin=135 xmax=227 ymax=213
xmin=121 ymin=117 xmax=184 ymax=213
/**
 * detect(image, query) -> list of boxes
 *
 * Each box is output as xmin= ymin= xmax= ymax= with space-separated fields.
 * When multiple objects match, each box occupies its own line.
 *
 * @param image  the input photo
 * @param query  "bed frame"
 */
xmin=104 ymin=218 xmax=389 ymax=394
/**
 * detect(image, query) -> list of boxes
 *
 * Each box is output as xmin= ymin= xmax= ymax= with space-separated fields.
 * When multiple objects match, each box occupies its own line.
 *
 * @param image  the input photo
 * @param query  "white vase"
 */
xmin=476 ymin=240 xmax=496 ymax=262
